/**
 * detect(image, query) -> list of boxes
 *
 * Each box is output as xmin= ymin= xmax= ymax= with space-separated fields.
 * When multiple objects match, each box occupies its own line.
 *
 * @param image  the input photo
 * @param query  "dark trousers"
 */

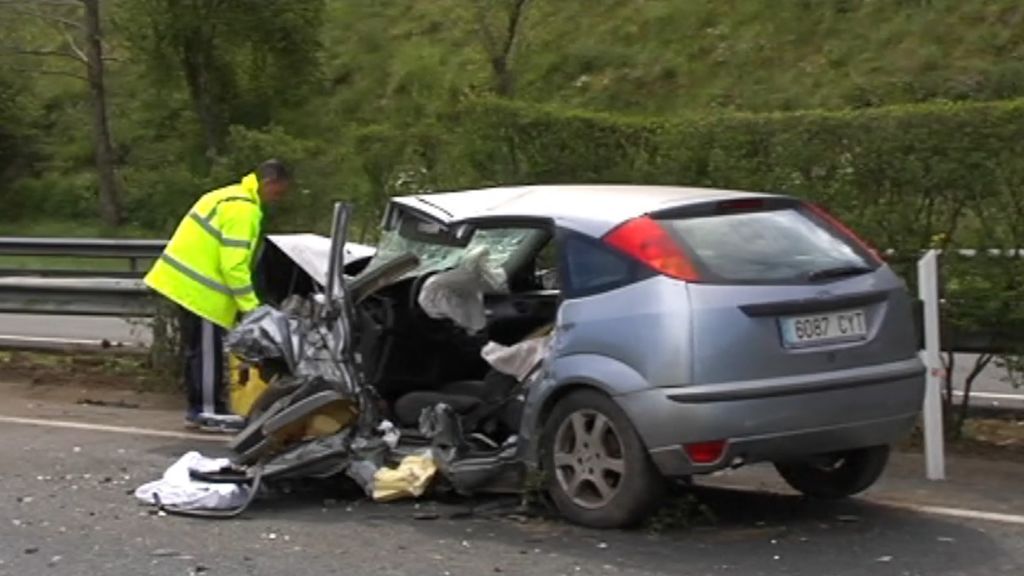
xmin=179 ymin=307 xmax=227 ymax=416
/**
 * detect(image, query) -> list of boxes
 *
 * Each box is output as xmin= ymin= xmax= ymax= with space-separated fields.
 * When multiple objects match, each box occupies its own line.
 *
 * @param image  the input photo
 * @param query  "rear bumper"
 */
xmin=615 ymin=358 xmax=925 ymax=477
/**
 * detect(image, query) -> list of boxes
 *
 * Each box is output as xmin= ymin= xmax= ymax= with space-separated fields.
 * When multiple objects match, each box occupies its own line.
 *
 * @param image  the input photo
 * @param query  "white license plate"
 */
xmin=780 ymin=309 xmax=868 ymax=347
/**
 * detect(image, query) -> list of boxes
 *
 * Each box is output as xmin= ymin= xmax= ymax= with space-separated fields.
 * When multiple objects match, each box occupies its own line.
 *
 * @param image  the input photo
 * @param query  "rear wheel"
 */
xmin=542 ymin=390 xmax=663 ymax=528
xmin=774 ymin=445 xmax=890 ymax=500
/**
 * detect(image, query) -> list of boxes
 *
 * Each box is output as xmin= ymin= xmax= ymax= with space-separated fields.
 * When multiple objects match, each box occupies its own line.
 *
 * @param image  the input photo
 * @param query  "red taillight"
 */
xmin=806 ymin=203 xmax=883 ymax=263
xmin=684 ymin=440 xmax=728 ymax=465
xmin=603 ymin=216 xmax=701 ymax=281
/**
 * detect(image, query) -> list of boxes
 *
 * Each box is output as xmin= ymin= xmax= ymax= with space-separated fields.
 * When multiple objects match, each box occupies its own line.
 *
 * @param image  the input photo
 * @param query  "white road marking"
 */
xmin=703 ymin=478 xmax=1024 ymax=528
xmin=952 ymin=390 xmax=1024 ymax=402
xmin=0 ymin=334 xmax=144 ymax=349
xmin=3 ymin=413 xmax=1024 ymax=527
xmin=0 ymin=334 xmax=109 ymax=346
xmin=0 ymin=414 xmax=226 ymax=442
xmin=877 ymin=500 xmax=1024 ymax=527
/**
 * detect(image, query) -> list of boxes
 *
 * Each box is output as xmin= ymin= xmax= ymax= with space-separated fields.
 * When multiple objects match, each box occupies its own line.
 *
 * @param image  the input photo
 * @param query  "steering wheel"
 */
xmin=407 ymin=270 xmax=455 ymax=341
xmin=407 ymin=270 xmax=435 ymax=314
xmin=407 ymin=269 xmax=492 ymax=345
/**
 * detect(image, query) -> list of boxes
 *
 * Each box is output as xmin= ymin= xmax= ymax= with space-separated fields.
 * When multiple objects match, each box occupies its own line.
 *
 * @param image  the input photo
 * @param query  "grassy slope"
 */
xmin=320 ymin=0 xmax=1024 ymax=117
xmin=8 ymin=0 xmax=1024 ymax=236
xmin=520 ymin=0 xmax=1024 ymax=113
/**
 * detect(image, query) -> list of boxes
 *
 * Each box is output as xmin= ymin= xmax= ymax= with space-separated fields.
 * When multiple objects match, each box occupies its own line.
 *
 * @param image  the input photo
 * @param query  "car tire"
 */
xmin=541 ymin=389 xmax=663 ymax=528
xmin=774 ymin=445 xmax=891 ymax=500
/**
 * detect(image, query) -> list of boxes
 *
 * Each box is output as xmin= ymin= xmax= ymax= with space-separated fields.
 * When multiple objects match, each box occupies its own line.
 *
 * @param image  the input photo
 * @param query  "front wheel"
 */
xmin=774 ymin=445 xmax=891 ymax=500
xmin=541 ymin=390 xmax=663 ymax=528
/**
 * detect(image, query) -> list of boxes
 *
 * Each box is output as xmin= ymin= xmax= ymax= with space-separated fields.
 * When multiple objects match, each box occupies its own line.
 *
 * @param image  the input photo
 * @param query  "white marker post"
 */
xmin=917 ymin=249 xmax=946 ymax=480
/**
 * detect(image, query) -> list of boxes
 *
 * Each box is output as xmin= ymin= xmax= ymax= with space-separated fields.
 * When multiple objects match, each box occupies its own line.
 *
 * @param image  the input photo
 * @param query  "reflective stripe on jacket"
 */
xmin=144 ymin=173 xmax=263 ymax=329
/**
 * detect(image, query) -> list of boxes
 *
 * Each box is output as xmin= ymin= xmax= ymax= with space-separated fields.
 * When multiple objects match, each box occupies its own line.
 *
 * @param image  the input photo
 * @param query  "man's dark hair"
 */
xmin=256 ymin=159 xmax=291 ymax=182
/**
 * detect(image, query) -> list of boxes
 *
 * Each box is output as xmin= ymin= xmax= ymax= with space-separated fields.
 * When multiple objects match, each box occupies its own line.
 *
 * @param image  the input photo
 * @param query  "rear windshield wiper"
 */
xmin=806 ymin=265 xmax=875 ymax=282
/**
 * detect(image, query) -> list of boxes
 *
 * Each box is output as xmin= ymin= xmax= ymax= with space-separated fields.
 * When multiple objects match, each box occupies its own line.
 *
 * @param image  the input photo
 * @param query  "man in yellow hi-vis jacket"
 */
xmin=145 ymin=160 xmax=291 ymax=431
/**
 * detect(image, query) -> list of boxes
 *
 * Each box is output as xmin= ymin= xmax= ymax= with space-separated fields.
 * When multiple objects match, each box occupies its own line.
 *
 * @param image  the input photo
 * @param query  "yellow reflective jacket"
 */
xmin=144 ymin=173 xmax=263 ymax=329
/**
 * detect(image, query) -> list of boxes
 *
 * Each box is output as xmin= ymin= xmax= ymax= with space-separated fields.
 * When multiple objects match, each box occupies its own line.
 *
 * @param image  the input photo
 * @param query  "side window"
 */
xmin=536 ymin=237 xmax=558 ymax=270
xmin=535 ymin=239 xmax=560 ymax=290
xmin=560 ymin=231 xmax=644 ymax=298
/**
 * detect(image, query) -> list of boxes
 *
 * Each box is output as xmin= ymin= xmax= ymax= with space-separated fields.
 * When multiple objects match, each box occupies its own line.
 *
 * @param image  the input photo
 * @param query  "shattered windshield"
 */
xmin=363 ymin=223 xmax=542 ymax=280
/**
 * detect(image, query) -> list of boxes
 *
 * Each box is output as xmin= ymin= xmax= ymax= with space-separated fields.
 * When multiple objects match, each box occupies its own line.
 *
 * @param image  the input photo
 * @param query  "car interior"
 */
xmin=254 ymin=220 xmax=562 ymax=447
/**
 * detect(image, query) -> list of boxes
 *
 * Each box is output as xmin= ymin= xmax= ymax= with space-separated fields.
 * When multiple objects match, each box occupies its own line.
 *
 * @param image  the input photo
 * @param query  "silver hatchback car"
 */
xmin=356 ymin=184 xmax=925 ymax=528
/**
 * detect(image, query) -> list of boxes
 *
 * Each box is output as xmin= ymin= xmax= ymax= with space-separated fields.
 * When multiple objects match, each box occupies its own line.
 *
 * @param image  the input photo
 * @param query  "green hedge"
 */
xmin=440 ymin=98 xmax=1024 ymax=356
xmin=445 ymin=98 xmax=1024 ymax=254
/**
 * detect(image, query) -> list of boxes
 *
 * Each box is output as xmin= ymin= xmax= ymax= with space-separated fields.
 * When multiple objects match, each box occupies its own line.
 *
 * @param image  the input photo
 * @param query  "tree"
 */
xmin=0 ymin=73 xmax=32 ymax=200
xmin=472 ymin=0 xmax=531 ymax=98
xmin=82 ymin=0 xmax=120 ymax=226
xmin=940 ymin=253 xmax=1024 ymax=439
xmin=121 ymin=0 xmax=325 ymax=163
xmin=0 ymin=0 xmax=122 ymax=226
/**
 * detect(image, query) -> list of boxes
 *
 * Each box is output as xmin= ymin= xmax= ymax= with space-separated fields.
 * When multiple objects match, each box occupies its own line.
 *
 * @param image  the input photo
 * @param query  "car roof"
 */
xmin=390 ymin=184 xmax=779 ymax=236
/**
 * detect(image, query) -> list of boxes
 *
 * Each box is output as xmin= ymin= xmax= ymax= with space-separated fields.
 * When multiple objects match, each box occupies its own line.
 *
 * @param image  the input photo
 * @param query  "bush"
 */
xmin=447 ymin=98 xmax=1024 ymax=256
xmin=5 ymin=171 xmax=97 ymax=222
xmin=119 ymin=163 xmax=211 ymax=233
xmin=28 ymin=95 xmax=1024 ymax=259
xmin=12 ymin=94 xmax=1024 ymax=377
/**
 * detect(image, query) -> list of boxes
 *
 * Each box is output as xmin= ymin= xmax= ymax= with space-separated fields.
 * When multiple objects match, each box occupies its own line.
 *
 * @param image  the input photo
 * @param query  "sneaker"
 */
xmin=195 ymin=412 xmax=246 ymax=434
xmin=184 ymin=411 xmax=203 ymax=430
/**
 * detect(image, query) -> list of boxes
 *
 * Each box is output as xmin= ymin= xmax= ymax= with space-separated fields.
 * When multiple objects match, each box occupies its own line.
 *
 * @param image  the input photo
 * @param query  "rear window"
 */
xmin=659 ymin=206 xmax=876 ymax=284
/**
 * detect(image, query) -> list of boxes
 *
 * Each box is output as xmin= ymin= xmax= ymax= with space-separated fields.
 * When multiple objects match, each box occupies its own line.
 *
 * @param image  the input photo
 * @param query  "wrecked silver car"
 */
xmin=138 ymin=185 xmax=924 ymax=529
xmin=137 ymin=200 xmax=550 ymax=520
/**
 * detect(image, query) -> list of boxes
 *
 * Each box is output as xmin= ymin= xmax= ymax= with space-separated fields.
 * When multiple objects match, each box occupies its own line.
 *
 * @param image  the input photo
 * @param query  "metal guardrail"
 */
xmin=0 ymin=237 xmax=165 ymax=274
xmin=0 ymin=237 xmax=1020 ymax=319
xmin=883 ymin=249 xmax=1024 ymax=269
xmin=0 ymin=268 xmax=144 ymax=279
xmin=0 ymin=237 xmax=163 ymax=316
xmin=0 ymin=237 xmax=166 ymax=257
xmin=0 ymin=277 xmax=156 ymax=317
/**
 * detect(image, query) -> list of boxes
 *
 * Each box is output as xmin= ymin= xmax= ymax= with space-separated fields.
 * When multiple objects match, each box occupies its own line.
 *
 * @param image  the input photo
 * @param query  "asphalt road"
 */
xmin=1 ymin=359 xmax=1024 ymax=576
xmin=2 ymin=413 xmax=1023 ymax=576
xmin=0 ymin=313 xmax=1019 ymax=408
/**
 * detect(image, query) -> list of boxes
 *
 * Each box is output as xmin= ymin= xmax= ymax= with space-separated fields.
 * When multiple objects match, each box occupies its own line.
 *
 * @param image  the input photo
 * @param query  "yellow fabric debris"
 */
xmin=227 ymin=355 xmax=269 ymax=417
xmin=268 ymin=400 xmax=358 ymax=446
xmin=372 ymin=453 xmax=438 ymax=502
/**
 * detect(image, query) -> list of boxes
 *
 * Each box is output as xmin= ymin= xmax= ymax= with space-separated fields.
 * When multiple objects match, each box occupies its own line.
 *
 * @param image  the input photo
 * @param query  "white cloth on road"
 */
xmin=134 ymin=451 xmax=249 ymax=511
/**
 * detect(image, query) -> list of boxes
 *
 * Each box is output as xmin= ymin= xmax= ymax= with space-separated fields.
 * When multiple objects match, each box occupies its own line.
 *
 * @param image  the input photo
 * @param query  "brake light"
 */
xmin=684 ymin=440 xmax=728 ymax=465
xmin=716 ymin=198 xmax=765 ymax=213
xmin=806 ymin=203 xmax=883 ymax=263
xmin=603 ymin=216 xmax=701 ymax=281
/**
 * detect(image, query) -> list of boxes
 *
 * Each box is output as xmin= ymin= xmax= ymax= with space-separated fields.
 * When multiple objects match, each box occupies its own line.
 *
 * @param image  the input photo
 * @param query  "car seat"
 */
xmin=393 ymin=370 xmax=522 ymax=437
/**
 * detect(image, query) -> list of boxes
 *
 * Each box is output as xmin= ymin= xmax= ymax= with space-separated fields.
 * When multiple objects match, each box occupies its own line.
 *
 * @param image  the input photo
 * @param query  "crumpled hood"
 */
xmin=265 ymin=234 xmax=376 ymax=287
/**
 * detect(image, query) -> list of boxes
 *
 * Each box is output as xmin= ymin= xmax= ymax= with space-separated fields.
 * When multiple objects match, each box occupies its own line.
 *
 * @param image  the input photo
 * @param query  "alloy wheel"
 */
xmin=552 ymin=409 xmax=626 ymax=509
